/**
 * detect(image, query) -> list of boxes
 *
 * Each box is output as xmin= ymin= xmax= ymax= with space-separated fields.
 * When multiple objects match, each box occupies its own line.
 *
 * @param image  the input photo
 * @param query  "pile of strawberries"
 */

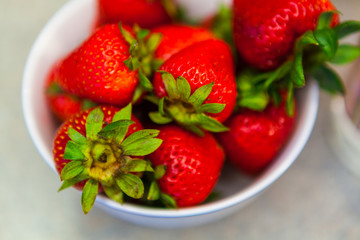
xmin=46 ymin=0 xmax=360 ymax=213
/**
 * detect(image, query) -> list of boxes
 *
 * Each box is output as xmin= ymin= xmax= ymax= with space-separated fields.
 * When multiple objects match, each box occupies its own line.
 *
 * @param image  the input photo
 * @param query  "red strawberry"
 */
xmin=55 ymin=24 xmax=136 ymax=106
xmin=150 ymin=39 xmax=237 ymax=135
xmin=97 ymin=0 xmax=173 ymax=28
xmin=45 ymin=71 xmax=97 ymax=121
xmin=55 ymin=23 xmax=161 ymax=107
xmin=53 ymin=104 xmax=163 ymax=213
xmin=148 ymin=125 xmax=224 ymax=207
xmin=151 ymin=24 xmax=216 ymax=61
xmin=233 ymin=0 xmax=339 ymax=70
xmin=217 ymin=96 xmax=297 ymax=174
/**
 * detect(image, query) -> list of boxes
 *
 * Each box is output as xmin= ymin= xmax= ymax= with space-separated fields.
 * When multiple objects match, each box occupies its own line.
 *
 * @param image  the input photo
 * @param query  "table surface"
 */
xmin=1 ymin=0 xmax=360 ymax=239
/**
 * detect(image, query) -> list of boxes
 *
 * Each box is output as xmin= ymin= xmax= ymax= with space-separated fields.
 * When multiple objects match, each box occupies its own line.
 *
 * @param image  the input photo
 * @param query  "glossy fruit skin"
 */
xmin=53 ymin=105 xmax=143 ymax=190
xmin=97 ymin=0 xmax=171 ymax=28
xmin=148 ymin=125 xmax=224 ymax=207
xmin=45 ymin=68 xmax=94 ymax=121
xmin=233 ymin=0 xmax=339 ymax=70
xmin=55 ymin=24 xmax=138 ymax=107
xmin=152 ymin=24 xmax=216 ymax=61
xmin=217 ymin=99 xmax=297 ymax=174
xmin=47 ymin=91 xmax=83 ymax=122
xmin=46 ymin=69 xmax=82 ymax=121
xmin=153 ymin=39 xmax=237 ymax=123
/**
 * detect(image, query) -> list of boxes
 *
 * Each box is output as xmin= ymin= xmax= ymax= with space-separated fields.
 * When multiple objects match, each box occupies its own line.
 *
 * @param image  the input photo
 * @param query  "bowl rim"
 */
xmin=22 ymin=0 xmax=320 ymax=218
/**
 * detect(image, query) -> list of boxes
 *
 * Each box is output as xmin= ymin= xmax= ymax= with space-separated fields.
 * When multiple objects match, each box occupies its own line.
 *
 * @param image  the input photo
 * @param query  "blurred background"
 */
xmin=1 ymin=0 xmax=360 ymax=239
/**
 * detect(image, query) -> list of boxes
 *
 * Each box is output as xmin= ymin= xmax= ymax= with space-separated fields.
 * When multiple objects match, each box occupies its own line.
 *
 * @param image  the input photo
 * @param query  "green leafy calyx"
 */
xmin=145 ymin=164 xmax=178 ymax=208
xmin=148 ymin=71 xmax=229 ymax=136
xmin=58 ymin=104 xmax=162 ymax=214
xmin=119 ymin=23 xmax=164 ymax=103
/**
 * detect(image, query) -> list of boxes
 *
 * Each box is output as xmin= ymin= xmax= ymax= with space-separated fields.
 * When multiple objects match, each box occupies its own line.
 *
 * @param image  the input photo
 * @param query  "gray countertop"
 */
xmin=1 ymin=0 xmax=360 ymax=239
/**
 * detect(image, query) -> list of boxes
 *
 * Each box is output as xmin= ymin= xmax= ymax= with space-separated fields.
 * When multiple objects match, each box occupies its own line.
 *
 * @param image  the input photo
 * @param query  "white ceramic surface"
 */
xmin=22 ymin=0 xmax=319 ymax=229
xmin=329 ymin=96 xmax=360 ymax=179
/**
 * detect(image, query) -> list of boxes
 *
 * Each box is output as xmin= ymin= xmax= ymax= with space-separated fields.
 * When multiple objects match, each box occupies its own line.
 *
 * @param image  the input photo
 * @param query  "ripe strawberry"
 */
xmin=45 ymin=72 xmax=97 ymax=121
xmin=97 ymin=0 xmax=173 ymax=28
xmin=233 ymin=0 xmax=339 ymax=70
xmin=217 ymin=96 xmax=297 ymax=174
xmin=151 ymin=24 xmax=216 ymax=61
xmin=147 ymin=125 xmax=224 ymax=207
xmin=150 ymin=39 xmax=237 ymax=135
xmin=55 ymin=23 xmax=162 ymax=107
xmin=53 ymin=104 xmax=163 ymax=213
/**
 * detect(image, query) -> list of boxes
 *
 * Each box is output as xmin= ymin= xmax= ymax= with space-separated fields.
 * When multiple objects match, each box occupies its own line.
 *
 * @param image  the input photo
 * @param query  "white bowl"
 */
xmin=22 ymin=0 xmax=319 ymax=229
xmin=329 ymin=96 xmax=360 ymax=178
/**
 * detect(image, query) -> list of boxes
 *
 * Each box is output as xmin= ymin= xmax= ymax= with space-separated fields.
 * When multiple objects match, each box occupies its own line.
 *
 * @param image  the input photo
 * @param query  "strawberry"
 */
xmin=147 ymin=125 xmax=224 ymax=207
xmin=45 ymin=72 xmax=97 ymax=121
xmin=53 ymin=104 xmax=163 ymax=214
xmin=233 ymin=7 xmax=360 ymax=113
xmin=233 ymin=0 xmax=339 ymax=70
xmin=151 ymin=24 xmax=216 ymax=61
xmin=55 ymin=23 xmax=162 ymax=107
xmin=217 ymin=96 xmax=297 ymax=174
xmin=150 ymin=39 xmax=237 ymax=135
xmin=97 ymin=0 xmax=174 ymax=28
